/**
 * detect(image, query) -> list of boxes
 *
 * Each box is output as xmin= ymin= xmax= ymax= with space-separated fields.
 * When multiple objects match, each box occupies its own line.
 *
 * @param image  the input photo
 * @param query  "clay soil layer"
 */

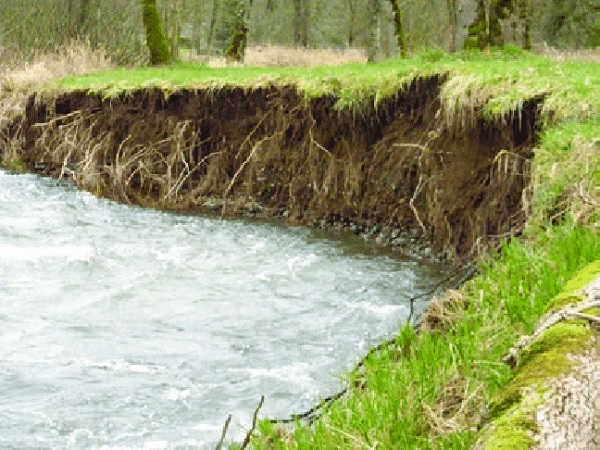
xmin=5 ymin=76 xmax=540 ymax=257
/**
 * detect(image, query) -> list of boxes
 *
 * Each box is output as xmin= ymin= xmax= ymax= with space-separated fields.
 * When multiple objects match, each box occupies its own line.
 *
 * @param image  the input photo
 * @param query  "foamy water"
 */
xmin=0 ymin=170 xmax=444 ymax=448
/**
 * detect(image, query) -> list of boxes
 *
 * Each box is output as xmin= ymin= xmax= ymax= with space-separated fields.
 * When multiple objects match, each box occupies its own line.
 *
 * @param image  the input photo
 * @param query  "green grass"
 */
xmin=51 ymin=48 xmax=600 ymax=122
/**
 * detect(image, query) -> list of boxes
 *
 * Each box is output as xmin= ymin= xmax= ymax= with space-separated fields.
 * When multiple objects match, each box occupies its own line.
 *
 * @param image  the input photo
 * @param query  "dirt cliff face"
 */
xmin=3 ymin=76 xmax=541 ymax=258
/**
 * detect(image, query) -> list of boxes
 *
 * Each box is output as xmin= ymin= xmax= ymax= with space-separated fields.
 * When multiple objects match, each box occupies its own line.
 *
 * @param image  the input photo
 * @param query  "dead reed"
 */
xmin=206 ymin=45 xmax=367 ymax=68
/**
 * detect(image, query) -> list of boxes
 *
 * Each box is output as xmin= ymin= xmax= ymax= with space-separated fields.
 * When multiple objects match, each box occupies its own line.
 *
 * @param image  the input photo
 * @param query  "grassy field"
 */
xmin=18 ymin=47 xmax=600 ymax=447
xmin=53 ymin=47 xmax=599 ymax=122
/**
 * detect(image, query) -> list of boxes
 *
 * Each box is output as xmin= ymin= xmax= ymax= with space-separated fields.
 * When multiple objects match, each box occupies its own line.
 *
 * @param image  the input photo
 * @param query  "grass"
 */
xmin=51 ymin=47 xmax=600 ymax=123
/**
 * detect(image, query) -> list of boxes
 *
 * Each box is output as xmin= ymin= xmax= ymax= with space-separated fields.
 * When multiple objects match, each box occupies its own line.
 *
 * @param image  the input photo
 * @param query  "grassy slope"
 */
xmin=52 ymin=49 xmax=600 ymax=448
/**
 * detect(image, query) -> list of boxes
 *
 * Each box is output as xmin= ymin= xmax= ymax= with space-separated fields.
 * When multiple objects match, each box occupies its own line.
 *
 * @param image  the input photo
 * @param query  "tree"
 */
xmin=63 ymin=0 xmax=93 ymax=39
xmin=542 ymin=0 xmax=600 ymax=49
xmin=517 ymin=0 xmax=532 ymax=50
xmin=220 ymin=0 xmax=253 ymax=62
xmin=367 ymin=0 xmax=381 ymax=62
xmin=141 ymin=0 xmax=171 ymax=65
xmin=463 ymin=0 xmax=511 ymax=49
xmin=207 ymin=0 xmax=221 ymax=53
xmin=387 ymin=0 xmax=407 ymax=57
xmin=293 ymin=0 xmax=310 ymax=47
xmin=162 ymin=0 xmax=182 ymax=61
xmin=447 ymin=0 xmax=458 ymax=52
xmin=346 ymin=0 xmax=359 ymax=46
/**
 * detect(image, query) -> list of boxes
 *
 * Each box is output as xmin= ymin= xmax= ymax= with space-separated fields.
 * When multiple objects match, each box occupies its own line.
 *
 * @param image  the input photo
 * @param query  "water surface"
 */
xmin=0 ymin=170 xmax=444 ymax=448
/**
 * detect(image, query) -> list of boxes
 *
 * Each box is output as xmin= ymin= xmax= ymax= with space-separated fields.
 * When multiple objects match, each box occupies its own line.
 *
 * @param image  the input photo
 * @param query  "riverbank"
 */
xmin=1 ymin=48 xmax=598 ymax=447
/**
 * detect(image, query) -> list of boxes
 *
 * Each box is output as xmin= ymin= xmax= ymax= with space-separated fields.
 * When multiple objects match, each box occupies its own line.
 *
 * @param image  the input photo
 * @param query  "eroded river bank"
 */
xmin=2 ymin=77 xmax=540 ymax=258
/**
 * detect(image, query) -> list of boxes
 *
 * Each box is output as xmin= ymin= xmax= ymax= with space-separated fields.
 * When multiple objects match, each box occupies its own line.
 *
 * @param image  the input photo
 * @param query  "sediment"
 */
xmin=0 ymin=76 xmax=541 ymax=258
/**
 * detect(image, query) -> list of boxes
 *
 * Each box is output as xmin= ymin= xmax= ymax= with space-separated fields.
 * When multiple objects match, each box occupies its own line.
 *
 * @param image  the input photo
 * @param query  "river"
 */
xmin=0 ymin=169 xmax=445 ymax=448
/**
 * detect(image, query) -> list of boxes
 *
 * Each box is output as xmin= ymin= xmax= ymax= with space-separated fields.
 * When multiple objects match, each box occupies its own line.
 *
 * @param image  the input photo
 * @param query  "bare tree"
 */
xmin=293 ymin=0 xmax=310 ymax=47
xmin=367 ymin=0 xmax=381 ymax=62
xmin=447 ymin=0 xmax=458 ymax=52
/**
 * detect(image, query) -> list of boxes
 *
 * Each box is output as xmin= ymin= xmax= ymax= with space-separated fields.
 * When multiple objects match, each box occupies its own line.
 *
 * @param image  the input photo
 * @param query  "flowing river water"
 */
xmin=0 ymin=169 xmax=447 ymax=448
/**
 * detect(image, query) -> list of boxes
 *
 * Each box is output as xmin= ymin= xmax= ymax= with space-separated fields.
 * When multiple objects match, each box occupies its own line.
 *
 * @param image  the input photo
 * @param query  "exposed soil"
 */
xmin=1 ymin=76 xmax=541 ymax=258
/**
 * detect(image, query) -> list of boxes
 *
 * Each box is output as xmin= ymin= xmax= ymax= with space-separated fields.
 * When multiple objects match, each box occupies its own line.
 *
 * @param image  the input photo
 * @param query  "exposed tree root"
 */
xmin=503 ymin=299 xmax=600 ymax=368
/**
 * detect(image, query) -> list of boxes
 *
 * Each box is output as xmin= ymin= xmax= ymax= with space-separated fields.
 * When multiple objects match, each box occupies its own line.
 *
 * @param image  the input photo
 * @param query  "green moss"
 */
xmin=489 ymin=322 xmax=591 ymax=418
xmin=545 ymin=294 xmax=585 ymax=313
xmin=582 ymin=307 xmax=600 ymax=316
xmin=481 ymin=320 xmax=592 ymax=448
xmin=484 ymin=260 xmax=598 ymax=445
xmin=544 ymin=260 xmax=600 ymax=313
xmin=562 ymin=260 xmax=600 ymax=293
xmin=7 ymin=158 xmax=26 ymax=172
xmin=479 ymin=411 xmax=537 ymax=450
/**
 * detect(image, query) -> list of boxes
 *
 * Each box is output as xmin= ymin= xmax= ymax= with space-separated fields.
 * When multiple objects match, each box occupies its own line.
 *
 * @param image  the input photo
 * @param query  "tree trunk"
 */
xmin=141 ymin=0 xmax=171 ymax=65
xmin=293 ymin=0 xmax=309 ymax=47
xmin=388 ymin=0 xmax=407 ymax=57
xmin=347 ymin=0 xmax=357 ymax=46
xmin=207 ymin=0 xmax=220 ymax=53
xmin=164 ymin=0 xmax=181 ymax=60
xmin=78 ymin=0 xmax=92 ymax=36
xmin=456 ymin=0 xmax=479 ymax=49
xmin=464 ymin=0 xmax=505 ymax=49
xmin=447 ymin=0 xmax=458 ymax=52
xmin=225 ymin=0 xmax=252 ymax=62
xmin=518 ymin=0 xmax=532 ymax=50
xmin=367 ymin=0 xmax=381 ymax=62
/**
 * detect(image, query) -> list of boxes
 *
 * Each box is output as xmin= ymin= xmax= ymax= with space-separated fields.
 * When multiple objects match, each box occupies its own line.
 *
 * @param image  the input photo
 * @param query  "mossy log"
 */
xmin=475 ymin=265 xmax=600 ymax=449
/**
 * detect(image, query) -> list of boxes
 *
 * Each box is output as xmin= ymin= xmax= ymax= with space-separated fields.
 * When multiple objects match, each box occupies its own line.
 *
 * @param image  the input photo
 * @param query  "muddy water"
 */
xmin=0 ymin=169 xmax=445 ymax=448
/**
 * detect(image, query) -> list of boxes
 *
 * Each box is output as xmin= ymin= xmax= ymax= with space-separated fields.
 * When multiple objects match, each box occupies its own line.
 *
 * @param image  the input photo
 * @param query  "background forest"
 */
xmin=0 ymin=0 xmax=599 ymax=66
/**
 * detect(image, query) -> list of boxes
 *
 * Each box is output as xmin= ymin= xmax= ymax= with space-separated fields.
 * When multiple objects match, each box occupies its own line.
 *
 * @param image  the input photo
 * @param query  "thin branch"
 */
xmin=503 ymin=299 xmax=600 ymax=367
xmin=235 ymin=111 xmax=271 ymax=160
xmin=240 ymin=395 xmax=265 ymax=449
xmin=214 ymin=414 xmax=232 ymax=450
xmin=409 ymin=174 xmax=427 ymax=235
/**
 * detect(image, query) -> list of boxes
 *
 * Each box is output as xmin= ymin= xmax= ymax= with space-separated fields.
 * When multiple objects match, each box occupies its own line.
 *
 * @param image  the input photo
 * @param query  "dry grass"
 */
xmin=422 ymin=374 xmax=485 ymax=438
xmin=539 ymin=135 xmax=600 ymax=230
xmin=0 ymin=40 xmax=113 ymax=92
xmin=207 ymin=45 xmax=367 ymax=68
xmin=0 ymin=40 xmax=113 ymax=132
xmin=419 ymin=290 xmax=469 ymax=334
xmin=534 ymin=43 xmax=600 ymax=63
